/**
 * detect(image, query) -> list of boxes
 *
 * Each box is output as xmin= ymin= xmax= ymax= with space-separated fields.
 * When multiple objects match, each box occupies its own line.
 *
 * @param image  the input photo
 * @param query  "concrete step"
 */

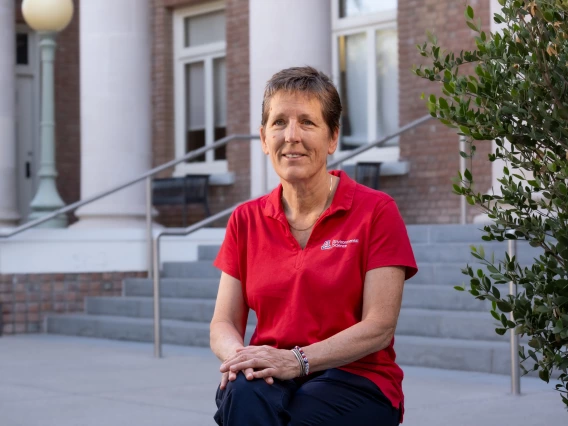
xmin=397 ymin=308 xmax=504 ymax=342
xmin=402 ymin=284 xmax=490 ymax=311
xmin=123 ymin=278 xmax=219 ymax=299
xmin=407 ymin=224 xmax=486 ymax=244
xmin=411 ymin=242 xmax=541 ymax=265
xmin=408 ymin=262 xmax=471 ymax=286
xmin=394 ymin=335 xmax=512 ymax=375
xmin=409 ymin=260 xmax=537 ymax=286
xmin=87 ymin=296 xmax=500 ymax=341
xmin=45 ymin=314 xmax=255 ymax=347
xmin=85 ymin=296 xmax=257 ymax=324
xmin=162 ymin=261 xmax=221 ymax=279
xmin=198 ymin=245 xmax=221 ymax=261
xmin=45 ymin=313 xmax=519 ymax=376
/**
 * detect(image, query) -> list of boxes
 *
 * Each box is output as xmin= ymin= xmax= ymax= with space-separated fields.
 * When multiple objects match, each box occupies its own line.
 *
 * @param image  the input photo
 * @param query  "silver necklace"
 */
xmin=282 ymin=175 xmax=333 ymax=232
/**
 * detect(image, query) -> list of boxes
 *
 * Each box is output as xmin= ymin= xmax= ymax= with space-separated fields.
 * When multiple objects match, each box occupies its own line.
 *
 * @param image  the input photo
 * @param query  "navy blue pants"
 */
xmin=214 ymin=369 xmax=400 ymax=425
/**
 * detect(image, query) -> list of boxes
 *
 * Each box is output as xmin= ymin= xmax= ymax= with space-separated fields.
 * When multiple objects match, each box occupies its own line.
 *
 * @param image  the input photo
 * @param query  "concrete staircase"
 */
xmin=46 ymin=224 xmax=537 ymax=375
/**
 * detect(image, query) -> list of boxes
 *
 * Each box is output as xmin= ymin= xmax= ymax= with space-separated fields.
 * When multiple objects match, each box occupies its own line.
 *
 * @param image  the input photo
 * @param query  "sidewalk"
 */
xmin=0 ymin=334 xmax=565 ymax=426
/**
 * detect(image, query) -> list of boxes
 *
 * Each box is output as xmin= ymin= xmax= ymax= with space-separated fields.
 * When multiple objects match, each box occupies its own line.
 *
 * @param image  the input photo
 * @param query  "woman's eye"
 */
xmin=273 ymin=119 xmax=285 ymax=126
xmin=303 ymin=120 xmax=314 ymax=125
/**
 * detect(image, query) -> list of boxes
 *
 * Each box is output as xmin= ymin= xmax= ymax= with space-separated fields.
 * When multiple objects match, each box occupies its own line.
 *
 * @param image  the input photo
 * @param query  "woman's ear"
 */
xmin=260 ymin=126 xmax=269 ymax=155
xmin=328 ymin=127 xmax=340 ymax=155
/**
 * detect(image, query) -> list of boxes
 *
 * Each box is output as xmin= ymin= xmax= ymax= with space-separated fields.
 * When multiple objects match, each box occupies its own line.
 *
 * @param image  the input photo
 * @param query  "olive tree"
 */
xmin=413 ymin=0 xmax=568 ymax=407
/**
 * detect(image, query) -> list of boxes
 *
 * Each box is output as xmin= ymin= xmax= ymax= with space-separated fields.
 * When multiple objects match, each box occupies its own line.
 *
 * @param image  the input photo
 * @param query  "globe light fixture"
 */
xmin=21 ymin=0 xmax=74 ymax=227
xmin=22 ymin=0 xmax=73 ymax=32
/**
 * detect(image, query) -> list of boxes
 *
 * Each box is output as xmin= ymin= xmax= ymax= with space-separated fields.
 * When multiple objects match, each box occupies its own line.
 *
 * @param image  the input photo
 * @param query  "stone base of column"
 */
xmin=71 ymin=214 xmax=148 ymax=229
xmin=0 ymin=209 xmax=20 ymax=228
xmin=27 ymin=211 xmax=67 ymax=228
xmin=71 ymin=204 xmax=161 ymax=229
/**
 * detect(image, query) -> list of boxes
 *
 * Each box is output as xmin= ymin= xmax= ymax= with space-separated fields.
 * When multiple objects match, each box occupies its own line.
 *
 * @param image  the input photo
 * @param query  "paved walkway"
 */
xmin=0 ymin=334 xmax=565 ymax=425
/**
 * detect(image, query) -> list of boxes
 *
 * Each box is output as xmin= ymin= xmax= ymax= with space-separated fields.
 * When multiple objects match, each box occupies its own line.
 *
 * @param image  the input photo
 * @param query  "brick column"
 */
xmin=0 ymin=0 xmax=19 ymax=227
xmin=73 ymin=0 xmax=152 ymax=228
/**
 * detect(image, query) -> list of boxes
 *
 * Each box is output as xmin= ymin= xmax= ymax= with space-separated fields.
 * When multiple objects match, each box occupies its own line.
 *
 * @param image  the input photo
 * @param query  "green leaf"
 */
xmin=438 ymin=97 xmax=449 ymax=110
xmin=496 ymin=300 xmax=512 ymax=312
xmin=495 ymin=328 xmax=507 ymax=335
xmin=466 ymin=5 xmax=474 ymax=20
xmin=466 ymin=21 xmax=479 ymax=32
xmin=487 ymin=265 xmax=499 ymax=273
xmin=464 ymin=169 xmax=472 ymax=182
xmin=459 ymin=126 xmax=471 ymax=135
xmin=444 ymin=82 xmax=455 ymax=94
xmin=543 ymin=10 xmax=554 ymax=22
xmin=491 ymin=286 xmax=501 ymax=299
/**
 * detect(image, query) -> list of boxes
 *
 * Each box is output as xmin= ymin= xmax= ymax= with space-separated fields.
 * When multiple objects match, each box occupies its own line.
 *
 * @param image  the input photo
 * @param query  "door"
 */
xmin=15 ymin=28 xmax=40 ymax=223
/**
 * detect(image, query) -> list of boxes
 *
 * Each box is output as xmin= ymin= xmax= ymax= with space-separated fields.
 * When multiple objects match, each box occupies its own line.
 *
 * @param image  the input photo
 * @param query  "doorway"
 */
xmin=15 ymin=26 xmax=40 ymax=223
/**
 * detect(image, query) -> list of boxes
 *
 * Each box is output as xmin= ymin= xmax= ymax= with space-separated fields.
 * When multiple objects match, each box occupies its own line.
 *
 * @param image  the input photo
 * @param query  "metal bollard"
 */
xmin=508 ymin=238 xmax=521 ymax=395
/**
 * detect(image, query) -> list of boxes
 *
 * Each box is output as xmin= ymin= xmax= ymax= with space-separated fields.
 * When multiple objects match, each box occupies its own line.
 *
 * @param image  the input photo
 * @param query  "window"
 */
xmin=173 ymin=2 xmax=227 ymax=176
xmin=339 ymin=0 xmax=397 ymax=18
xmin=332 ymin=1 xmax=399 ymax=164
xmin=16 ymin=33 xmax=29 ymax=65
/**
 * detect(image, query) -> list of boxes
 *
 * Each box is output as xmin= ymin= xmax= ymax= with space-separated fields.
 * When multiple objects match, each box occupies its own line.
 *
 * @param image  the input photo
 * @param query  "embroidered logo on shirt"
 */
xmin=321 ymin=239 xmax=359 ymax=250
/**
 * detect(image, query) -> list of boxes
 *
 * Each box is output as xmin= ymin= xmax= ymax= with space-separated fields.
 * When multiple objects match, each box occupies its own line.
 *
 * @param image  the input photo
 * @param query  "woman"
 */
xmin=210 ymin=66 xmax=417 ymax=425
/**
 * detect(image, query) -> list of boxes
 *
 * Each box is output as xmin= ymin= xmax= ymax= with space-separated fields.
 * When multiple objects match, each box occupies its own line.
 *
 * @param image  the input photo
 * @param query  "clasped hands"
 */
xmin=219 ymin=345 xmax=301 ymax=390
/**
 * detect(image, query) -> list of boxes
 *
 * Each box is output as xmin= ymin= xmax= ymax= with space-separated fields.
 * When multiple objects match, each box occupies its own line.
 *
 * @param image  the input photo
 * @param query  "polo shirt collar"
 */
xmin=262 ymin=170 xmax=356 ymax=219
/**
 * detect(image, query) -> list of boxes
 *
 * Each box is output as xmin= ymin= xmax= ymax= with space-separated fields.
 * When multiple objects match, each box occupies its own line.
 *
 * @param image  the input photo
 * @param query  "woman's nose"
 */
xmin=285 ymin=121 xmax=300 ymax=143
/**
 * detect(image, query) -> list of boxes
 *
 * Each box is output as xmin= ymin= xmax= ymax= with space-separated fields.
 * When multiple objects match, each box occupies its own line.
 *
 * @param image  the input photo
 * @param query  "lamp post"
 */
xmin=22 ymin=0 xmax=74 ymax=227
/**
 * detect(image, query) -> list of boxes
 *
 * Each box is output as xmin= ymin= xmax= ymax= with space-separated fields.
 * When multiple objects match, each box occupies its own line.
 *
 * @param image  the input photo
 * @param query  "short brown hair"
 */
xmin=261 ymin=66 xmax=342 ymax=135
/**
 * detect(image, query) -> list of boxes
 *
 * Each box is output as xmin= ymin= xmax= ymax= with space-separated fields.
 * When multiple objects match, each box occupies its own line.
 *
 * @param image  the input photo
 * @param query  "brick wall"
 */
xmin=54 ymin=1 xmax=81 ymax=224
xmin=152 ymin=0 xmax=251 ymax=227
xmin=383 ymin=0 xmax=492 ymax=224
xmin=0 ymin=271 xmax=145 ymax=335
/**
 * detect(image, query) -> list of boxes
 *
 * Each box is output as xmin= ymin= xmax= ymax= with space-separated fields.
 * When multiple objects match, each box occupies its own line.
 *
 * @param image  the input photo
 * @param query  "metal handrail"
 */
xmin=0 ymin=134 xmax=260 ymax=285
xmin=0 ymin=134 xmax=260 ymax=240
xmin=151 ymin=114 xmax=434 ymax=357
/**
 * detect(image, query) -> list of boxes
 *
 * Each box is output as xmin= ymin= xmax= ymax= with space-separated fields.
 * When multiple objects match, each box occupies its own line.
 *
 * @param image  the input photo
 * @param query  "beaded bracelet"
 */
xmin=291 ymin=348 xmax=306 ymax=377
xmin=294 ymin=346 xmax=310 ymax=376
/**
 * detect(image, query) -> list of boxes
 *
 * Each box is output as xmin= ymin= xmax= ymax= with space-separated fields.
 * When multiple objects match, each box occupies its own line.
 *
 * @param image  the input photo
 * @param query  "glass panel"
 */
xmin=184 ymin=10 xmax=226 ymax=48
xmin=376 ymin=30 xmax=399 ymax=145
xmin=214 ymin=127 xmax=226 ymax=160
xmin=185 ymin=62 xmax=205 ymax=162
xmin=339 ymin=0 xmax=397 ymax=18
xmin=16 ymin=33 xmax=28 ymax=65
xmin=213 ymin=57 xmax=227 ymax=160
xmin=186 ymin=130 xmax=206 ymax=163
xmin=339 ymin=33 xmax=367 ymax=150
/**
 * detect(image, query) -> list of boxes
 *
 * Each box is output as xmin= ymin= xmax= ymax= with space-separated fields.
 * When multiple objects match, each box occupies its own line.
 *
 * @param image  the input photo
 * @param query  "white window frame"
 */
xmin=173 ymin=1 xmax=227 ymax=177
xmin=331 ymin=1 xmax=400 ymax=166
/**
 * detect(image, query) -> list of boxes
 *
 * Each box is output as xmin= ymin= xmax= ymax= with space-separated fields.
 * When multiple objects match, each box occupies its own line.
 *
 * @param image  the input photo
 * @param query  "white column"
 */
xmin=73 ymin=0 xmax=152 ymax=228
xmin=0 ymin=0 xmax=19 ymax=227
xmin=474 ymin=0 xmax=507 ymax=224
xmin=249 ymin=0 xmax=332 ymax=196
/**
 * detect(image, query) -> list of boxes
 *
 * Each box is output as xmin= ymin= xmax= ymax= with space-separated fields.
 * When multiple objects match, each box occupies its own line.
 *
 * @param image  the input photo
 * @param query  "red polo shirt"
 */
xmin=214 ymin=170 xmax=417 ymax=419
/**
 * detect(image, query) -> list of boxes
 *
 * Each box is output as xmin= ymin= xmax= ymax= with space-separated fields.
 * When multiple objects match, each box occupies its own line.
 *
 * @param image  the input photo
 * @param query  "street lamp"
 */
xmin=22 ymin=0 xmax=74 ymax=227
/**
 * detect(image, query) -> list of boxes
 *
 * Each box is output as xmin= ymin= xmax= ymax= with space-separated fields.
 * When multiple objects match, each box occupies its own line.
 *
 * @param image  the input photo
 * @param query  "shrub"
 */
xmin=414 ymin=0 xmax=568 ymax=407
